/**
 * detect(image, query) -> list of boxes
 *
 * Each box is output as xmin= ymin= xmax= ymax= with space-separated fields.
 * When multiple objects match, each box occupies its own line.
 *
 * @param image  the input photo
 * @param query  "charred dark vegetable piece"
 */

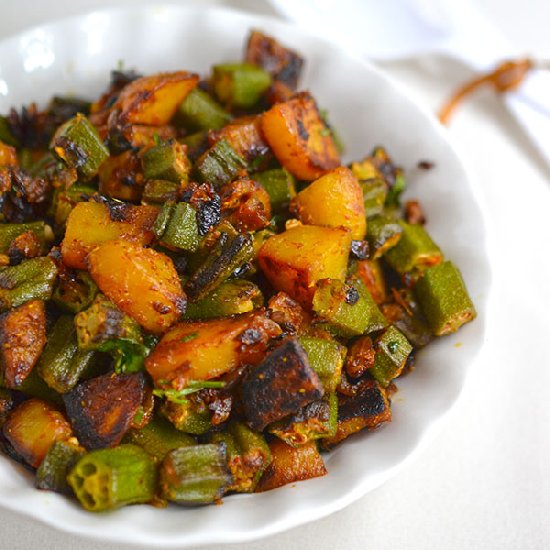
xmin=241 ymin=338 xmax=324 ymax=432
xmin=63 ymin=372 xmax=146 ymax=450
xmin=366 ymin=214 xmax=402 ymax=259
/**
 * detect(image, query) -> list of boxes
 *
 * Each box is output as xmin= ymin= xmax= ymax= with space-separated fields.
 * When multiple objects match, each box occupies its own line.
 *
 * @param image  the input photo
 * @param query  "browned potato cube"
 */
xmin=0 ymin=300 xmax=46 ymax=388
xmin=261 ymin=92 xmax=340 ymax=181
xmin=98 ymin=150 xmax=144 ymax=202
xmin=87 ymin=239 xmax=186 ymax=334
xmin=256 ymin=439 xmax=327 ymax=492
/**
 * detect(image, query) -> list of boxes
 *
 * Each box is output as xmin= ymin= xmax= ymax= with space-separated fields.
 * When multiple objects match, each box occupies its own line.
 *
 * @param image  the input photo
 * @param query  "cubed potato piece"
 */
xmin=258 ymin=224 xmax=351 ymax=306
xmin=261 ymin=92 xmax=340 ymax=180
xmin=87 ymin=239 xmax=185 ymax=334
xmin=3 ymin=399 xmax=72 ymax=468
xmin=145 ymin=310 xmax=281 ymax=386
xmin=291 ymin=167 xmax=366 ymax=240
xmin=0 ymin=142 xmax=18 ymax=167
xmin=114 ymin=71 xmax=199 ymax=126
xmin=256 ymin=439 xmax=327 ymax=492
xmin=61 ymin=202 xmax=158 ymax=269
xmin=0 ymin=300 xmax=46 ymax=388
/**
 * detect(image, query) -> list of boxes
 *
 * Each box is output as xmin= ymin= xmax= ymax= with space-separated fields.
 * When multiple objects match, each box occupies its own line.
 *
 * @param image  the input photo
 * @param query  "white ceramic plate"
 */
xmin=0 ymin=4 xmax=491 ymax=547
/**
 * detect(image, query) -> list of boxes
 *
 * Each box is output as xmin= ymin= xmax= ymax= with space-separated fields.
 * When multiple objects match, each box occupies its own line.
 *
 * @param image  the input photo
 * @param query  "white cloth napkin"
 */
xmin=267 ymin=0 xmax=550 ymax=167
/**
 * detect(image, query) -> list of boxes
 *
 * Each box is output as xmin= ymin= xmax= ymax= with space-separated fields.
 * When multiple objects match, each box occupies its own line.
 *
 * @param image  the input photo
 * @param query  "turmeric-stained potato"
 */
xmin=258 ymin=224 xmax=352 ymax=306
xmin=0 ymin=300 xmax=46 ymax=389
xmin=61 ymin=202 xmax=158 ymax=269
xmin=0 ymin=142 xmax=18 ymax=167
xmin=2 ymin=399 xmax=72 ymax=468
xmin=261 ymin=92 xmax=340 ymax=180
xmin=98 ymin=150 xmax=144 ymax=202
xmin=256 ymin=439 xmax=327 ymax=492
xmin=145 ymin=310 xmax=281 ymax=386
xmin=87 ymin=239 xmax=185 ymax=334
xmin=291 ymin=167 xmax=366 ymax=240
xmin=114 ymin=72 xmax=199 ymax=126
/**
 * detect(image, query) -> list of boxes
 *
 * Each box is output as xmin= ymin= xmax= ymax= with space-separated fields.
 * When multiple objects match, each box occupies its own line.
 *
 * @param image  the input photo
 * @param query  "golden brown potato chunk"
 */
xmin=61 ymin=201 xmax=158 ymax=270
xmin=261 ymin=92 xmax=340 ymax=180
xmin=87 ymin=239 xmax=185 ymax=334
xmin=0 ymin=300 xmax=46 ymax=389
xmin=258 ymin=224 xmax=351 ymax=307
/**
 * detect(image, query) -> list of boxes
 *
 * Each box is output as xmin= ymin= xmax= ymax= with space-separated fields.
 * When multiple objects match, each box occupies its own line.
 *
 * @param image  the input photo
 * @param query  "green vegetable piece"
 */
xmin=0 ymin=257 xmax=58 ymax=312
xmin=366 ymin=214 xmax=402 ymax=259
xmin=212 ymin=63 xmax=272 ymax=108
xmin=0 ymin=222 xmax=48 ymax=254
xmin=14 ymin=368 xmax=63 ymax=405
xmin=298 ymin=335 xmax=345 ymax=392
xmin=155 ymin=202 xmax=200 ymax=252
xmin=37 ymin=315 xmax=95 ymax=393
xmin=360 ymin=178 xmax=387 ymax=219
xmin=50 ymin=183 xmax=96 ymax=227
xmin=161 ymin=391 xmax=215 ymax=435
xmin=142 ymin=179 xmax=179 ymax=204
xmin=177 ymin=88 xmax=231 ymax=132
xmin=68 ymin=444 xmax=156 ymax=511
xmin=36 ymin=440 xmax=84 ymax=494
xmin=183 ymin=279 xmax=263 ymax=320
xmin=312 ymin=278 xmax=388 ymax=337
xmin=385 ymin=168 xmax=406 ymax=206
xmin=185 ymin=228 xmax=254 ymax=301
xmin=53 ymin=270 xmax=98 ymax=314
xmin=179 ymin=131 xmax=209 ymax=162
xmin=159 ymin=443 xmax=232 ymax=505
xmin=51 ymin=114 xmax=109 ymax=180
xmin=254 ymin=168 xmax=296 ymax=213
xmin=210 ymin=422 xmax=271 ymax=493
xmin=195 ymin=138 xmax=246 ymax=189
xmin=385 ymin=221 xmax=443 ymax=275
xmin=370 ymin=325 xmax=412 ymax=387
xmin=142 ymin=141 xmax=189 ymax=183
xmin=414 ymin=260 xmax=476 ymax=336
xmin=269 ymin=392 xmax=338 ymax=446
xmin=75 ymin=295 xmax=147 ymax=374
xmin=0 ymin=116 xmax=18 ymax=147
xmin=124 ymin=415 xmax=195 ymax=462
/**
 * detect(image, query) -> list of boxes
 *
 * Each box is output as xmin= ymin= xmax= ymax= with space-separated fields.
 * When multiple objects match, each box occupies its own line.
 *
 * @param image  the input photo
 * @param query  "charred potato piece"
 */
xmin=63 ymin=372 xmax=145 ymax=450
xmin=267 ymin=291 xmax=311 ymax=334
xmin=113 ymin=71 xmax=199 ymax=126
xmin=3 ymin=399 xmax=72 ymax=468
xmin=291 ymin=167 xmax=366 ymax=240
xmin=261 ymin=92 xmax=340 ymax=181
xmin=241 ymin=338 xmax=324 ymax=432
xmin=258 ymin=224 xmax=352 ymax=307
xmin=256 ymin=439 xmax=326 ymax=492
xmin=145 ymin=310 xmax=281 ymax=386
xmin=87 ymin=239 xmax=186 ymax=334
xmin=0 ymin=300 xmax=46 ymax=389
xmin=98 ymin=150 xmax=144 ymax=202
xmin=321 ymin=378 xmax=391 ymax=449
xmin=61 ymin=201 xmax=158 ymax=270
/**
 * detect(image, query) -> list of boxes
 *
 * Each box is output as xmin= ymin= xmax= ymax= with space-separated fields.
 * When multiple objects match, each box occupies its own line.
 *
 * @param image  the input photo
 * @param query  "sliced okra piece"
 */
xmin=124 ymin=415 xmax=195 ymax=462
xmin=141 ymin=140 xmax=190 ymax=183
xmin=0 ymin=222 xmax=49 ymax=254
xmin=51 ymin=114 xmax=109 ymax=180
xmin=298 ymin=335 xmax=345 ymax=392
xmin=183 ymin=279 xmax=263 ymax=320
xmin=177 ymin=88 xmax=232 ymax=131
xmin=212 ymin=63 xmax=272 ymax=108
xmin=36 ymin=440 xmax=85 ymax=494
xmin=179 ymin=131 xmax=209 ymax=162
xmin=37 ymin=315 xmax=96 ymax=394
xmin=366 ymin=214 xmax=402 ymax=259
xmin=68 ymin=444 xmax=157 ymax=511
xmin=195 ymin=138 xmax=246 ymax=189
xmin=50 ymin=183 xmax=96 ymax=227
xmin=312 ymin=278 xmax=387 ymax=337
xmin=153 ymin=202 xmax=200 ymax=252
xmin=53 ymin=269 xmax=98 ymax=314
xmin=0 ymin=257 xmax=58 ymax=312
xmin=385 ymin=220 xmax=443 ymax=275
xmin=210 ymin=422 xmax=272 ymax=493
xmin=269 ymin=392 xmax=338 ymax=446
xmin=360 ymin=178 xmax=387 ymax=218
xmin=253 ymin=168 xmax=296 ymax=213
xmin=414 ymin=260 xmax=476 ymax=335
xmin=370 ymin=325 xmax=412 ymax=387
xmin=14 ymin=368 xmax=63 ymax=405
xmin=142 ymin=179 xmax=180 ymax=204
xmin=161 ymin=398 xmax=212 ymax=435
xmin=159 ymin=443 xmax=232 ymax=505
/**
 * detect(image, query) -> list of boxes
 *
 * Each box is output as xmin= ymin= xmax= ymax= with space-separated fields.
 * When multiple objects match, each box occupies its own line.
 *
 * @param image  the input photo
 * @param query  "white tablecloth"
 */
xmin=1 ymin=1 xmax=549 ymax=549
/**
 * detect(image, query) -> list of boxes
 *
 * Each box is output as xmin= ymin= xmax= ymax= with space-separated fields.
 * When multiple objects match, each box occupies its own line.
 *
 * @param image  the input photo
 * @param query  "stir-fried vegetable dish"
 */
xmin=0 ymin=30 xmax=476 ymax=511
